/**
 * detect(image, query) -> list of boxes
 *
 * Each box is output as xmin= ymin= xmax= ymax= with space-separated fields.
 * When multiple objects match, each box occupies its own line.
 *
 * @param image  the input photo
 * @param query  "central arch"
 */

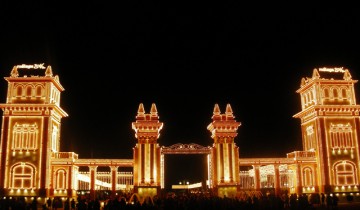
xmin=160 ymin=143 xmax=213 ymax=190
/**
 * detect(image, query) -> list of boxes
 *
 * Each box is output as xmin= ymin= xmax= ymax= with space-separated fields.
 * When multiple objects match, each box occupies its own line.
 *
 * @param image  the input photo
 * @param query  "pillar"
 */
xmin=254 ymin=165 xmax=261 ymax=191
xmin=274 ymin=164 xmax=281 ymax=196
xmin=89 ymin=166 xmax=97 ymax=199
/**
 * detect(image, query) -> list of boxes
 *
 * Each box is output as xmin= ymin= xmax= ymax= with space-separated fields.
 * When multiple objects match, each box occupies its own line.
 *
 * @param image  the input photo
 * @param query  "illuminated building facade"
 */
xmin=293 ymin=68 xmax=360 ymax=195
xmin=0 ymin=65 xmax=360 ymax=200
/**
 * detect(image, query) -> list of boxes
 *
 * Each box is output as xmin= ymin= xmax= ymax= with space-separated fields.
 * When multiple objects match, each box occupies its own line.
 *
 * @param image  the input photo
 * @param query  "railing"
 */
xmin=51 ymin=152 xmax=78 ymax=159
xmin=286 ymin=151 xmax=316 ymax=159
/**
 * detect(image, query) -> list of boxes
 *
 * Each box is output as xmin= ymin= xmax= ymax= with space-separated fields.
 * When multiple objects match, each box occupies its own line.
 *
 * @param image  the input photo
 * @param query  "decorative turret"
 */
xmin=297 ymin=67 xmax=357 ymax=110
xmin=207 ymin=103 xmax=241 ymax=140
xmin=131 ymin=103 xmax=163 ymax=197
xmin=207 ymin=103 xmax=241 ymax=197
xmin=132 ymin=103 xmax=163 ymax=143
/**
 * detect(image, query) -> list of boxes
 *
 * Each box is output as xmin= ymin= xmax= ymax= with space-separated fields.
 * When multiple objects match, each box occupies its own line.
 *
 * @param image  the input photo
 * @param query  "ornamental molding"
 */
xmin=161 ymin=143 xmax=212 ymax=154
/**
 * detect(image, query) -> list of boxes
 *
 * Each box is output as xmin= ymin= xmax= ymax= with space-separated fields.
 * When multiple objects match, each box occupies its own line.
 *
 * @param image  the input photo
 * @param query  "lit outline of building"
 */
xmin=0 ymin=65 xmax=359 ymax=200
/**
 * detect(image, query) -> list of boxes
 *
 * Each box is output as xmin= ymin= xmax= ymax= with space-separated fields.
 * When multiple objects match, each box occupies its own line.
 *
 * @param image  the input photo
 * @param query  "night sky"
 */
xmin=1 ymin=3 xmax=360 ymax=187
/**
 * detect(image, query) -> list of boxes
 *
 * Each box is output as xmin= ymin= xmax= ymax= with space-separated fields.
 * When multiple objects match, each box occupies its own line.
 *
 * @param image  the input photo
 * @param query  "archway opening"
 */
xmin=164 ymin=154 xmax=208 ymax=193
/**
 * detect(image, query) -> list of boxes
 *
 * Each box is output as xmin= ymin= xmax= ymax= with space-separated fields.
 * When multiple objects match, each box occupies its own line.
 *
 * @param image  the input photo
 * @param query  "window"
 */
xmin=12 ymin=123 xmax=38 ymax=150
xmin=329 ymin=124 xmax=354 ymax=149
xmin=11 ymin=163 xmax=35 ymax=189
xmin=56 ymin=169 xmax=66 ymax=189
xmin=334 ymin=161 xmax=356 ymax=186
xmin=303 ymin=167 xmax=313 ymax=186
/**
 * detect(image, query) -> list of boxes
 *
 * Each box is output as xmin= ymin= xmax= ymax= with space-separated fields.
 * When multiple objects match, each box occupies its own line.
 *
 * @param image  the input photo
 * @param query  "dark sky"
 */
xmin=1 ymin=2 xmax=360 ymax=185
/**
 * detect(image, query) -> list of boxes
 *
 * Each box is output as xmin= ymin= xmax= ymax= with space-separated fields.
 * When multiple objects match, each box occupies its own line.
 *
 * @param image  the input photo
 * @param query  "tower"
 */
xmin=207 ymin=103 xmax=241 ymax=197
xmin=0 ymin=64 xmax=68 ymax=197
xmin=293 ymin=67 xmax=360 ymax=194
xmin=131 ymin=103 xmax=163 ymax=197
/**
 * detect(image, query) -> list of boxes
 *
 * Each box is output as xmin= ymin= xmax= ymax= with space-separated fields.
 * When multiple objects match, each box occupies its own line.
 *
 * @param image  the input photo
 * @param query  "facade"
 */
xmin=0 ymin=65 xmax=360 ymax=201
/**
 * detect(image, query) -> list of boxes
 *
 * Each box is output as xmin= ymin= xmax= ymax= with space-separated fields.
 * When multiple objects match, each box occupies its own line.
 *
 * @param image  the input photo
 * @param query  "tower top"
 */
xmin=299 ymin=67 xmax=356 ymax=90
xmin=207 ymin=103 xmax=241 ymax=139
xmin=132 ymin=103 xmax=163 ymax=142
xmin=6 ymin=64 xmax=64 ymax=91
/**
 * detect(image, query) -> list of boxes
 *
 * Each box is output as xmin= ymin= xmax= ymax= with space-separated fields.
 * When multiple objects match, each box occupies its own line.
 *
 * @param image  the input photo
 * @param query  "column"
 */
xmin=274 ymin=164 xmax=280 ymax=196
xmin=110 ymin=166 xmax=118 ymax=197
xmin=254 ymin=165 xmax=261 ymax=191
xmin=89 ymin=166 xmax=97 ymax=199
xmin=67 ymin=166 xmax=73 ymax=197
xmin=296 ymin=163 xmax=303 ymax=195
xmin=150 ymin=143 xmax=154 ymax=183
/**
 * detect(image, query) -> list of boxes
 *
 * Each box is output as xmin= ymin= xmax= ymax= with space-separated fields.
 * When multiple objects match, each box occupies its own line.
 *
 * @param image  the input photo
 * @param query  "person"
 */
xmin=71 ymin=198 xmax=76 ymax=210
xmin=332 ymin=194 xmax=339 ymax=209
xmin=46 ymin=198 xmax=52 ymax=210
xmin=64 ymin=198 xmax=70 ymax=210
xmin=321 ymin=193 xmax=325 ymax=206
xmin=326 ymin=194 xmax=333 ymax=209
xmin=31 ymin=198 xmax=38 ymax=210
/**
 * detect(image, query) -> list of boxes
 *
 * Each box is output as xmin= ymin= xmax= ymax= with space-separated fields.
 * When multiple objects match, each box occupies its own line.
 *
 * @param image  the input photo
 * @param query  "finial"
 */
xmin=225 ymin=104 xmax=233 ymax=114
xmin=150 ymin=103 xmax=158 ymax=114
xmin=312 ymin=68 xmax=320 ymax=79
xmin=343 ymin=69 xmax=352 ymax=80
xmin=138 ymin=103 xmax=145 ymax=114
xmin=45 ymin=65 xmax=53 ymax=77
xmin=213 ymin=104 xmax=221 ymax=115
xmin=10 ymin=66 xmax=19 ymax=77
xmin=300 ymin=77 xmax=306 ymax=87
xmin=225 ymin=104 xmax=234 ymax=119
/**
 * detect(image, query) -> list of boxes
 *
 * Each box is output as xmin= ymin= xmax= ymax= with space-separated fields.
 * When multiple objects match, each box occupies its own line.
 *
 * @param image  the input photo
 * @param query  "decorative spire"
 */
xmin=150 ymin=103 xmax=158 ymax=115
xmin=138 ymin=103 xmax=145 ymax=114
xmin=312 ymin=68 xmax=320 ymax=79
xmin=225 ymin=104 xmax=235 ymax=120
xmin=225 ymin=104 xmax=233 ymax=114
xmin=343 ymin=69 xmax=352 ymax=80
xmin=213 ymin=104 xmax=221 ymax=115
xmin=10 ymin=66 xmax=19 ymax=77
xmin=45 ymin=65 xmax=53 ymax=77
xmin=300 ymin=77 xmax=306 ymax=87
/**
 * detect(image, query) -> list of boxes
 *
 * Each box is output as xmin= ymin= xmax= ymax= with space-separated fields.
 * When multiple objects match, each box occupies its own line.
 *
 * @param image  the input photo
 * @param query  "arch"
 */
xmin=333 ymin=160 xmax=357 ymax=186
xmin=332 ymin=87 xmax=339 ymax=98
xmin=26 ymin=85 xmax=32 ymax=96
xmin=35 ymin=85 xmax=43 ymax=96
xmin=341 ymin=87 xmax=348 ymax=99
xmin=302 ymin=166 xmax=313 ymax=187
xmin=16 ymin=85 xmax=23 ymax=96
xmin=323 ymin=87 xmax=330 ymax=98
xmin=55 ymin=168 xmax=67 ymax=189
xmin=10 ymin=162 xmax=37 ymax=189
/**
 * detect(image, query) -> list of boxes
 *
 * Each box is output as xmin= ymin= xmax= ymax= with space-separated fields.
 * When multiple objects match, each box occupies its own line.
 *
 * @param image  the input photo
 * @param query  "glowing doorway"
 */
xmin=160 ymin=143 xmax=212 ymax=192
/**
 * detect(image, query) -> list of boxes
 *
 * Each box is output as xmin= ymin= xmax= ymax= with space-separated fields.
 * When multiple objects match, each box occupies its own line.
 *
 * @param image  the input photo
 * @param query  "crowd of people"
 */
xmin=0 ymin=191 xmax=347 ymax=210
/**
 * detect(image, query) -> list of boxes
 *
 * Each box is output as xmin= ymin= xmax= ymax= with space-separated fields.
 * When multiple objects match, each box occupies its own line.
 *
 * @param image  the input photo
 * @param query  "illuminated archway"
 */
xmin=160 ymin=143 xmax=212 ymax=190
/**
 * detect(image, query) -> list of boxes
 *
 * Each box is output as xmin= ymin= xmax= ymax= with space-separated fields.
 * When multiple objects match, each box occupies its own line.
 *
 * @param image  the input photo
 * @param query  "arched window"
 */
xmin=341 ymin=88 xmax=347 ymax=99
xmin=333 ymin=88 xmax=338 ymax=98
xmin=303 ymin=167 xmax=313 ymax=186
xmin=36 ymin=86 xmax=42 ymax=96
xmin=56 ymin=169 xmax=66 ymax=189
xmin=334 ymin=161 xmax=357 ymax=186
xmin=324 ymin=88 xmax=329 ymax=98
xmin=16 ymin=86 xmax=22 ymax=96
xmin=26 ymin=86 xmax=32 ymax=96
xmin=11 ymin=163 xmax=35 ymax=189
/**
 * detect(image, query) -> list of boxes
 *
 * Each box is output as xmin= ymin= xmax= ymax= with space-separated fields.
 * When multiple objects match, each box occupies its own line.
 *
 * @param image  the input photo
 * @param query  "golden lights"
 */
xmin=318 ymin=67 xmax=346 ymax=73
